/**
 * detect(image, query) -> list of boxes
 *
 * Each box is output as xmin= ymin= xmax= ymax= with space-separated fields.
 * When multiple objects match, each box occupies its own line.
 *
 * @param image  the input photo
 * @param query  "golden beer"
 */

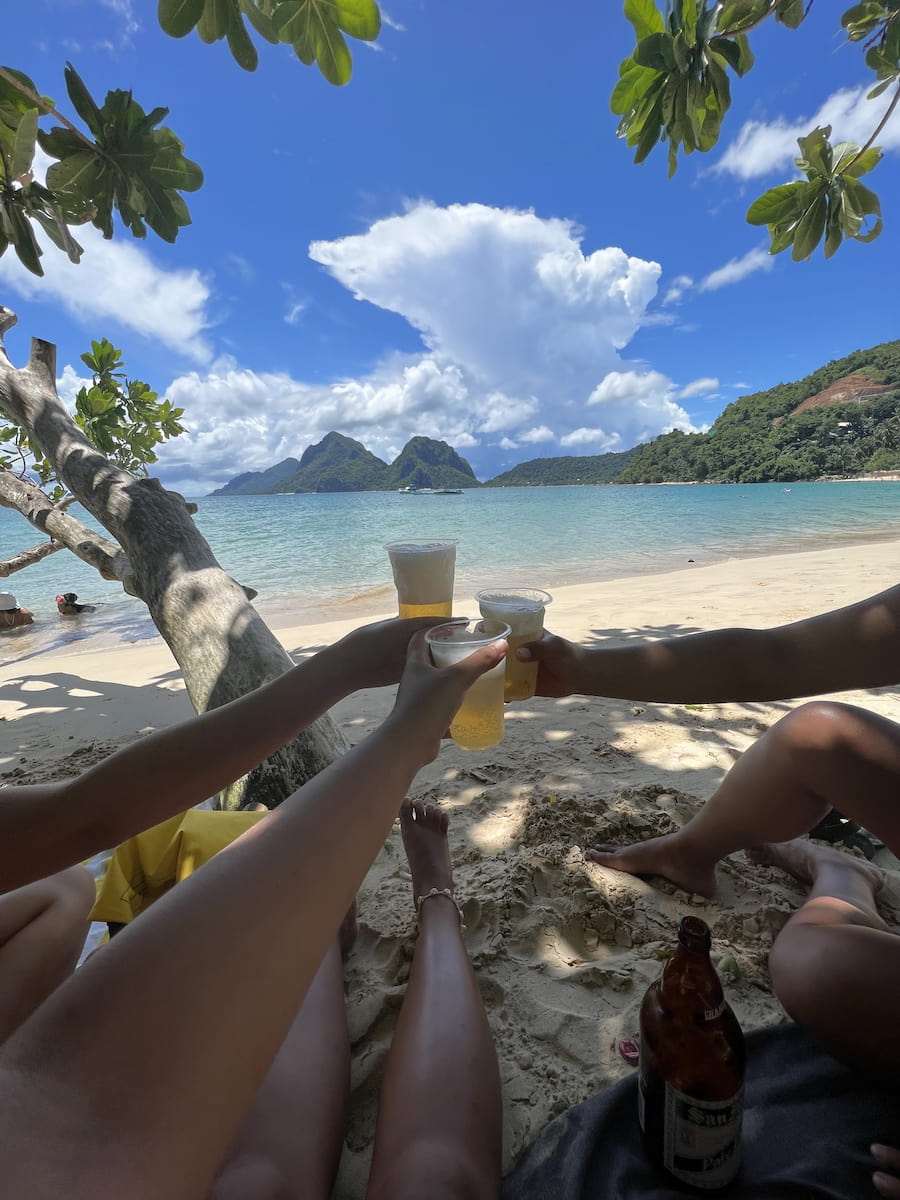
xmin=448 ymin=662 xmax=506 ymax=750
xmin=425 ymin=620 xmax=510 ymax=751
xmin=398 ymin=600 xmax=453 ymax=619
xmin=475 ymin=589 xmax=552 ymax=701
xmin=385 ymin=539 xmax=458 ymax=618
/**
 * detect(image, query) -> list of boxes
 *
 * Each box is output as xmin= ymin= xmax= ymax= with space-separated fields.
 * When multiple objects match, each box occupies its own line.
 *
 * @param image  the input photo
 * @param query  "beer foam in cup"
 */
xmin=425 ymin=619 xmax=510 ymax=666
xmin=385 ymin=538 xmax=458 ymax=605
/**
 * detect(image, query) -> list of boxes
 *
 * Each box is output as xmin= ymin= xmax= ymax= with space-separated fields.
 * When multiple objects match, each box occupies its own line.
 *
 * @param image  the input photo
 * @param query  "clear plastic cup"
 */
xmin=385 ymin=538 xmax=459 ymax=618
xmin=475 ymin=588 xmax=552 ymax=700
xmin=425 ymin=619 xmax=510 ymax=750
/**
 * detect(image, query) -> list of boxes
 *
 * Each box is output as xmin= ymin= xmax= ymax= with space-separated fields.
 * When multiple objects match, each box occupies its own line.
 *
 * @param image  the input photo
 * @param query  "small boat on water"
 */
xmin=398 ymin=486 xmax=463 ymax=495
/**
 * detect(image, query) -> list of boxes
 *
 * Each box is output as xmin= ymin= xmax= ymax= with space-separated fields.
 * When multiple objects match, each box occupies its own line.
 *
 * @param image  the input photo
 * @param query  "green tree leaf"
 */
xmin=239 ymin=0 xmax=278 ymax=43
xmin=634 ymin=32 xmax=675 ymax=70
xmin=775 ymin=0 xmax=806 ymax=27
xmin=63 ymin=63 xmax=104 ymax=137
xmin=158 ymin=0 xmax=205 ymax=37
xmin=6 ymin=200 xmax=43 ymax=275
xmin=842 ymin=176 xmax=883 ymax=241
xmin=46 ymin=149 xmax=104 ymax=197
xmin=312 ymin=21 xmax=351 ymax=84
xmin=10 ymin=107 xmax=38 ymax=179
xmin=823 ymin=189 xmax=844 ymax=257
xmin=624 ymin=0 xmax=665 ymax=40
xmin=841 ymin=1 xmax=890 ymax=40
xmin=610 ymin=58 xmax=661 ymax=115
xmin=197 ymin=0 xmax=234 ymax=42
xmin=845 ymin=146 xmax=883 ymax=177
xmin=746 ymin=180 xmax=809 ymax=225
xmin=791 ymin=189 xmax=827 ymax=260
xmin=333 ymin=0 xmax=381 ymax=40
xmin=227 ymin=13 xmax=260 ymax=68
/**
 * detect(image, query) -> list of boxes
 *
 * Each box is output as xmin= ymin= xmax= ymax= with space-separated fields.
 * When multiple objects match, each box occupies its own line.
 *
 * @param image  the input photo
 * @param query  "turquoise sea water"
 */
xmin=2 ymin=481 xmax=900 ymax=658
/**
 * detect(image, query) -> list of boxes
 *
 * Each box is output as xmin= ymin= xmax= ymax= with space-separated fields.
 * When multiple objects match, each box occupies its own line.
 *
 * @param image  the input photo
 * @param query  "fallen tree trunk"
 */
xmin=0 ymin=308 xmax=346 ymax=808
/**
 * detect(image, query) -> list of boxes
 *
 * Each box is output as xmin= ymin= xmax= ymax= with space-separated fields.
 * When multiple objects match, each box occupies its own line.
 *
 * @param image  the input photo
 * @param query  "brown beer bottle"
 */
xmin=639 ymin=916 xmax=745 ymax=1192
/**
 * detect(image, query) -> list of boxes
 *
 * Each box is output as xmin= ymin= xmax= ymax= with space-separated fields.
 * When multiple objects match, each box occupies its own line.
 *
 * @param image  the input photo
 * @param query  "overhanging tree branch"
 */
xmin=0 ymin=470 xmax=132 ymax=583
xmin=0 ymin=537 xmax=63 ymax=578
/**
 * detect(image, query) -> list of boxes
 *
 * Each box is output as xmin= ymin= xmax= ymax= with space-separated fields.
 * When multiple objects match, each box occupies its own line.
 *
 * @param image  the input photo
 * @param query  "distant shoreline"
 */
xmin=5 ymin=527 xmax=900 ymax=668
xmin=210 ymin=472 xmax=900 ymax=495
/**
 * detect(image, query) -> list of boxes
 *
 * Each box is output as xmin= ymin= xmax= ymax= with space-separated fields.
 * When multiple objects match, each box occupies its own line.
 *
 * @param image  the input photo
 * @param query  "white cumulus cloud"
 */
xmin=715 ymin=85 xmax=900 ymax=181
xmin=0 ymin=222 xmax=213 ymax=362
xmin=147 ymin=202 xmax=703 ymax=489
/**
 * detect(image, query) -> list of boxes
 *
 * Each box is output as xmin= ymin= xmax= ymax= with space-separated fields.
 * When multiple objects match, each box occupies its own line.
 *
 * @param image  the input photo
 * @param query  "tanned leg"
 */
xmin=750 ymin=838 xmax=900 ymax=1076
xmin=366 ymin=801 xmax=501 ymax=1200
xmin=0 ymin=867 xmax=95 ymax=1043
xmin=588 ymin=701 xmax=900 ymax=1076
xmin=587 ymin=701 xmax=900 ymax=896
xmin=210 ymin=934 xmax=351 ymax=1200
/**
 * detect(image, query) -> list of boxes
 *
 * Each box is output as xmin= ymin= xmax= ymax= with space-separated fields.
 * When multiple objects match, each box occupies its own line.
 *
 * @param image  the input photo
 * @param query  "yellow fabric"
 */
xmin=92 ymin=808 xmax=267 ymax=924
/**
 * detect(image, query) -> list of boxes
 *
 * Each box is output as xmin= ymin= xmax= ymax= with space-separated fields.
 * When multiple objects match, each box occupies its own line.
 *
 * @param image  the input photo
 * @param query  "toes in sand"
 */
xmin=400 ymin=798 xmax=454 ymax=902
xmin=587 ymin=833 xmax=718 ymax=899
xmin=746 ymin=838 xmax=884 ymax=894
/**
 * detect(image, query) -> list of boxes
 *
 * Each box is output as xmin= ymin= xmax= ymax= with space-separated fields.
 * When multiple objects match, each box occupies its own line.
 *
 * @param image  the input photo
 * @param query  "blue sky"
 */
xmin=2 ymin=0 xmax=899 ymax=493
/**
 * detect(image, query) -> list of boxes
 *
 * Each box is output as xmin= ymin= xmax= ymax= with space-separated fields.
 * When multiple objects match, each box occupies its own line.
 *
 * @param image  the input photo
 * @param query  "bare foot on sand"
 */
xmin=401 ymin=799 xmax=457 ymax=917
xmin=587 ymin=832 xmax=718 ymax=898
xmin=747 ymin=838 xmax=884 ymax=894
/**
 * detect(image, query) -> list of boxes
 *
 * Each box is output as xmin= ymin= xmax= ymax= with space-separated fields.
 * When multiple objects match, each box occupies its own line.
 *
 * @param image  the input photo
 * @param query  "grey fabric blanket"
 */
xmin=501 ymin=1025 xmax=900 ymax=1198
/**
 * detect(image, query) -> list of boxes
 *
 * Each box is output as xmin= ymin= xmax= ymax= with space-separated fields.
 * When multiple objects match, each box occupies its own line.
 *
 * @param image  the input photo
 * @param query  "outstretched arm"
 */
xmin=518 ymin=582 xmax=900 ymax=703
xmin=0 ymin=631 xmax=507 ymax=1200
xmin=0 ymin=617 xmax=442 ymax=892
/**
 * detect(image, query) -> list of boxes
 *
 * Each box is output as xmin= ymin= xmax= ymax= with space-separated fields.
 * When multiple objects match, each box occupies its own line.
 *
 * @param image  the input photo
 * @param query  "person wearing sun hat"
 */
xmin=0 ymin=592 xmax=33 ymax=629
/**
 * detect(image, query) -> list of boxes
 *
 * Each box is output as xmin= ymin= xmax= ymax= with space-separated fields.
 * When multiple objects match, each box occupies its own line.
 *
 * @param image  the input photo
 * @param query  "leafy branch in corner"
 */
xmin=0 ymin=62 xmax=202 ymax=276
xmin=0 ymin=3 xmax=380 ymax=278
xmin=0 ymin=338 xmax=186 ymax=503
xmin=157 ymin=0 xmax=382 ymax=85
xmin=613 ymin=0 xmax=900 ymax=259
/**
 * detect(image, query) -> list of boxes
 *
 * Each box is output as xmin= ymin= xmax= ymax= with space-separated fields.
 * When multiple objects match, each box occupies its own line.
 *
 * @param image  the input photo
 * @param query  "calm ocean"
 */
xmin=3 ymin=482 xmax=900 ymax=657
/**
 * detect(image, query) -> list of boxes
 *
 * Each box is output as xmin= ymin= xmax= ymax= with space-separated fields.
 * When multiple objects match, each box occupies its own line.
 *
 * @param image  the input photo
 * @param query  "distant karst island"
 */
xmin=209 ymin=340 xmax=900 ymax=494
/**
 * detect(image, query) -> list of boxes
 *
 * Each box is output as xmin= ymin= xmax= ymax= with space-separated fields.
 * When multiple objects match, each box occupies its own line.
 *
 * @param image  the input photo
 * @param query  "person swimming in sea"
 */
xmin=56 ymin=592 xmax=97 ymax=616
xmin=0 ymin=592 xmax=33 ymax=629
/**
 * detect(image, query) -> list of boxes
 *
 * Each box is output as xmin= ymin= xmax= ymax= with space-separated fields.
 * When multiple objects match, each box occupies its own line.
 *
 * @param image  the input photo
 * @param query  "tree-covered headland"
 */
xmin=619 ymin=341 xmax=900 ymax=484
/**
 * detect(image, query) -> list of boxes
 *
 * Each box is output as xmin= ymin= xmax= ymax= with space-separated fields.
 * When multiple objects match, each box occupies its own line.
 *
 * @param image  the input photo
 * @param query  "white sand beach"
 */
xmin=2 ymin=539 xmax=899 ymax=1196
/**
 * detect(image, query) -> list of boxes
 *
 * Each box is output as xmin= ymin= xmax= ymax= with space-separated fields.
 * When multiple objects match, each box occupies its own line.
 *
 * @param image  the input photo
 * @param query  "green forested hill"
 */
xmin=619 ymin=341 xmax=900 ymax=484
xmin=483 ymin=447 xmax=639 ymax=486
xmin=387 ymin=437 xmax=478 ymax=489
xmin=209 ymin=458 xmax=301 ymax=496
xmin=276 ymin=432 xmax=390 ymax=492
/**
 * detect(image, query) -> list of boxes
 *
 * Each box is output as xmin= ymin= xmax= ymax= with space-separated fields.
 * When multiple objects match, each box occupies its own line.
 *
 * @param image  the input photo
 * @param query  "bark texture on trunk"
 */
xmin=0 ymin=309 xmax=347 ymax=809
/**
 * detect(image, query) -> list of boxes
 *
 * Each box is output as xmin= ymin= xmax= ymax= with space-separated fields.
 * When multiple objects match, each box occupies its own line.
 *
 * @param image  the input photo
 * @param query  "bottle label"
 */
xmin=662 ymin=1083 xmax=743 ymax=1190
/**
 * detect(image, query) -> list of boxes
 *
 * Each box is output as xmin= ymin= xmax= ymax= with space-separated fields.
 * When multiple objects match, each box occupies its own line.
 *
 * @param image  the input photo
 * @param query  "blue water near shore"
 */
xmin=3 ymin=481 xmax=900 ymax=658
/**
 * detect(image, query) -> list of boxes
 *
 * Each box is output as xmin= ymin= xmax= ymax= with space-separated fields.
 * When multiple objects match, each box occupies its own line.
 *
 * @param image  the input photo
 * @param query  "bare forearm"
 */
xmin=580 ymin=617 xmax=900 ymax=703
xmin=0 ymin=718 xmax=425 ymax=1199
xmin=4 ymin=644 xmax=355 ymax=888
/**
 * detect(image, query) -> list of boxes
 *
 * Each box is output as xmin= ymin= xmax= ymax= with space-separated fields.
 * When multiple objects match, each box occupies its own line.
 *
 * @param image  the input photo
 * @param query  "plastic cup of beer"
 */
xmin=475 ymin=588 xmax=553 ymax=701
xmin=385 ymin=538 xmax=458 ymax=618
xmin=425 ymin=619 xmax=511 ymax=751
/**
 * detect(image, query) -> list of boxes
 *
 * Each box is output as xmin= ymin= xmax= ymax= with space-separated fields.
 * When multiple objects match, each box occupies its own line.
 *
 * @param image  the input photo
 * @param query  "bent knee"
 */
xmin=51 ymin=866 xmax=97 ymax=920
xmin=774 ymin=701 xmax=858 ymax=754
xmin=209 ymin=1154 xmax=292 ymax=1200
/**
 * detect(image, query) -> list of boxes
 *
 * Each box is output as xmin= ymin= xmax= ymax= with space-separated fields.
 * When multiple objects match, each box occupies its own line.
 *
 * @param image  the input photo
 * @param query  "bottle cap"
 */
xmin=677 ymin=915 xmax=712 ymax=951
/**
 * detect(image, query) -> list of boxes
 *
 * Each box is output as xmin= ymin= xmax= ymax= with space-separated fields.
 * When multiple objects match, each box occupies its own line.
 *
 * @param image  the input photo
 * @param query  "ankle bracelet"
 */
xmin=415 ymin=887 xmax=466 ymax=930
